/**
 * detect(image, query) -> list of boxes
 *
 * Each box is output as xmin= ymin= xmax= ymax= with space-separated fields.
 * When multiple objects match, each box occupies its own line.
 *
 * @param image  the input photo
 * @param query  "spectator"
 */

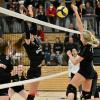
xmin=64 ymin=37 xmax=78 ymax=52
xmin=36 ymin=4 xmax=48 ymax=22
xmin=51 ymin=37 xmax=63 ymax=65
xmin=85 ymin=1 xmax=94 ymax=30
xmin=37 ymin=25 xmax=45 ymax=41
xmin=6 ymin=5 xmax=15 ymax=33
xmin=17 ymin=4 xmax=27 ymax=32
xmin=64 ymin=23 xmax=75 ymax=44
xmin=45 ymin=0 xmax=51 ymax=12
xmin=51 ymin=0 xmax=60 ymax=8
xmin=42 ymin=38 xmax=51 ymax=65
xmin=78 ymin=3 xmax=86 ymax=18
xmin=27 ymin=4 xmax=35 ymax=17
xmin=24 ymin=0 xmax=35 ymax=8
xmin=85 ymin=1 xmax=94 ymax=15
xmin=67 ymin=23 xmax=75 ymax=37
xmin=18 ymin=4 xmax=27 ymax=14
xmin=95 ymin=1 xmax=100 ymax=35
xmin=46 ymin=3 xmax=56 ymax=32
xmin=64 ymin=23 xmax=79 ymax=43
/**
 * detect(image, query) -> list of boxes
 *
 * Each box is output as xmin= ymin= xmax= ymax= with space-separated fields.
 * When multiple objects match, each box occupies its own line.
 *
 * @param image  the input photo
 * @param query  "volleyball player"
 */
xmin=68 ymin=48 xmax=80 ymax=100
xmin=0 ymin=38 xmax=13 ymax=100
xmin=0 ymin=40 xmax=28 ymax=100
xmin=66 ymin=4 xmax=100 ymax=100
xmin=8 ymin=42 xmax=28 ymax=100
xmin=23 ymin=30 xmax=44 ymax=100
xmin=9 ymin=65 xmax=28 ymax=100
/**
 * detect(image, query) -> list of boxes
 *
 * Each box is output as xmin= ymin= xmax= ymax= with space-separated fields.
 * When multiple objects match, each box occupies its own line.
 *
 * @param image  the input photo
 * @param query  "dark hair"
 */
xmin=0 ymin=38 xmax=8 ymax=54
xmin=14 ymin=36 xmax=25 ymax=50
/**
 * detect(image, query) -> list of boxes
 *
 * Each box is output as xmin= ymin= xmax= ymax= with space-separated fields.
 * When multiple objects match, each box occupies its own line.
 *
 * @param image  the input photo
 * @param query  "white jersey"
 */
xmin=68 ymin=58 xmax=80 ymax=77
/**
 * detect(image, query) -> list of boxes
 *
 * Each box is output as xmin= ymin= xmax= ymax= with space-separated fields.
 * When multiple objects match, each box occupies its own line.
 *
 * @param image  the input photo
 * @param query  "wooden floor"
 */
xmin=35 ymin=91 xmax=100 ymax=100
xmin=25 ymin=66 xmax=100 ymax=91
xmin=7 ymin=65 xmax=100 ymax=100
xmin=35 ymin=91 xmax=66 ymax=100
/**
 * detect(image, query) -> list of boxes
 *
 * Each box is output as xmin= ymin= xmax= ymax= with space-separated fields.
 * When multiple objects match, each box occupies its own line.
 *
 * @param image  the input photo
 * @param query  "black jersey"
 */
xmin=11 ymin=74 xmax=25 ymax=92
xmin=23 ymin=39 xmax=44 ymax=67
xmin=78 ymin=42 xmax=95 ymax=79
xmin=0 ymin=54 xmax=13 ymax=95
xmin=0 ymin=54 xmax=13 ymax=73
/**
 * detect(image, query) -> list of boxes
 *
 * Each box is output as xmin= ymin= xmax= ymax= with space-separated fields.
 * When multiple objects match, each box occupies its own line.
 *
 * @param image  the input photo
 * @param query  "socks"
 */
xmin=27 ymin=95 xmax=35 ymax=100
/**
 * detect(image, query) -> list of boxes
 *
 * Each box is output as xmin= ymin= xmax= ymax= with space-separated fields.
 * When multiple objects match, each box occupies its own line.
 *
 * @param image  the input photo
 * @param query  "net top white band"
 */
xmin=0 ymin=7 xmax=80 ymax=34
xmin=0 ymin=71 xmax=68 ymax=89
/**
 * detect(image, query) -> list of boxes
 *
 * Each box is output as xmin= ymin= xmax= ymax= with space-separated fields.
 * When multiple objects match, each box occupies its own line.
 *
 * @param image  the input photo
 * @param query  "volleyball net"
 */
xmin=0 ymin=7 xmax=100 ymax=91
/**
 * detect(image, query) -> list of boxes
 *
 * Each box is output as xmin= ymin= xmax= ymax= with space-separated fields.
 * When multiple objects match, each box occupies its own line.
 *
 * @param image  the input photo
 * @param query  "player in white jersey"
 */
xmin=68 ymin=48 xmax=80 ymax=100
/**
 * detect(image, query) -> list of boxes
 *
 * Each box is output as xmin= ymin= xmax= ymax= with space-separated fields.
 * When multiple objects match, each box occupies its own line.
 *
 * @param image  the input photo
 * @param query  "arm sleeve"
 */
xmin=24 ymin=22 xmax=30 ymax=39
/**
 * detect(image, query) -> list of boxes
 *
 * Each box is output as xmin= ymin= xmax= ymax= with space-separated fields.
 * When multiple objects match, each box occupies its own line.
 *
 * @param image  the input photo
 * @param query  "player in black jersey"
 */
xmin=23 ymin=30 xmax=44 ymax=100
xmin=8 ymin=42 xmax=28 ymax=100
xmin=66 ymin=4 xmax=100 ymax=100
xmin=0 ymin=38 xmax=13 ymax=100
xmin=9 ymin=65 xmax=28 ymax=100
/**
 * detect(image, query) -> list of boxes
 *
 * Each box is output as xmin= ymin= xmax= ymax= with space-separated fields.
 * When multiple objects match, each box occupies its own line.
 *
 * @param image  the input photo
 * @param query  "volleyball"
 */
xmin=57 ymin=6 xmax=68 ymax=18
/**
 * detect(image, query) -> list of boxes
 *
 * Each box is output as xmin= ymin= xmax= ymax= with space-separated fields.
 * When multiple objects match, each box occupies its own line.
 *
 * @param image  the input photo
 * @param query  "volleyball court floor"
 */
xmin=34 ymin=91 xmax=67 ymax=100
xmin=34 ymin=91 xmax=100 ymax=100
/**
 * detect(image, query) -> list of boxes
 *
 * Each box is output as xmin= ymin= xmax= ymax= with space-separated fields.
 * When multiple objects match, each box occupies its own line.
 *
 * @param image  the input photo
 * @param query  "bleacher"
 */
xmin=3 ymin=33 xmax=100 ymax=65
xmin=45 ymin=33 xmax=65 ymax=43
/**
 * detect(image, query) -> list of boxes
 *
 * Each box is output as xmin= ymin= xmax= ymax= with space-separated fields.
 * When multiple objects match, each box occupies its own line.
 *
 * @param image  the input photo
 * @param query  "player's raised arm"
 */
xmin=71 ymin=4 xmax=84 ymax=33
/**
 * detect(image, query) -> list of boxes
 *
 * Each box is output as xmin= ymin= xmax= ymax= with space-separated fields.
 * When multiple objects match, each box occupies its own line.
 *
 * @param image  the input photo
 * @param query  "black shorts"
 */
xmin=11 ymin=74 xmax=24 ymax=92
xmin=27 ymin=67 xmax=41 ymax=79
xmin=11 ymin=85 xmax=24 ymax=93
xmin=0 ymin=89 xmax=9 ymax=96
xmin=0 ymin=68 xmax=11 ymax=96
xmin=78 ymin=69 xmax=95 ymax=79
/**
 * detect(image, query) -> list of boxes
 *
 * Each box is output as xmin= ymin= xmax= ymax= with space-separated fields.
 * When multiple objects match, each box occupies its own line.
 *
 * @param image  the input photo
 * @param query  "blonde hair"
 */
xmin=82 ymin=30 xmax=100 ymax=47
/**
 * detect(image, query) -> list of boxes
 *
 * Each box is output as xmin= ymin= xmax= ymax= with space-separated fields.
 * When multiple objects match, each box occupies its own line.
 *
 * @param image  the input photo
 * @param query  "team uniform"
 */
xmin=68 ymin=57 xmax=80 ymax=100
xmin=11 ymin=74 xmax=25 ymax=92
xmin=10 ymin=50 xmax=25 ymax=93
xmin=66 ymin=42 xmax=97 ymax=99
xmin=0 ymin=54 xmax=13 ymax=96
xmin=78 ymin=42 xmax=98 ymax=99
xmin=68 ymin=58 xmax=80 ymax=78
xmin=78 ymin=42 xmax=95 ymax=79
xmin=23 ymin=39 xmax=44 ymax=79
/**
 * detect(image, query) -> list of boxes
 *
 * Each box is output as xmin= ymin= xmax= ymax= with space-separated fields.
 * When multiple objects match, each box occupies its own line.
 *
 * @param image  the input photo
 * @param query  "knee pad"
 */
xmin=81 ymin=90 xmax=91 ymax=100
xmin=66 ymin=84 xmax=77 ymax=96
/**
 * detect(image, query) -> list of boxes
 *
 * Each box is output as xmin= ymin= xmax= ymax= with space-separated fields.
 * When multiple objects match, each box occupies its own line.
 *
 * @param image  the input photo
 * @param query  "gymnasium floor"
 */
xmin=35 ymin=91 xmax=67 ymax=100
xmin=35 ymin=91 xmax=100 ymax=100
